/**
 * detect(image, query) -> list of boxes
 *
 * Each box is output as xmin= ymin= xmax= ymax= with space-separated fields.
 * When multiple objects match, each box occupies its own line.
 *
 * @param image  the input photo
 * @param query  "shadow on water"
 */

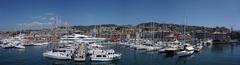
xmin=163 ymin=53 xmax=175 ymax=58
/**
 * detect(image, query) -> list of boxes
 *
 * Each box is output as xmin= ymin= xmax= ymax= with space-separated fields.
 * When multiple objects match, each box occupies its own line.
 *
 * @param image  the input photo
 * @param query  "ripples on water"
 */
xmin=0 ymin=43 xmax=240 ymax=65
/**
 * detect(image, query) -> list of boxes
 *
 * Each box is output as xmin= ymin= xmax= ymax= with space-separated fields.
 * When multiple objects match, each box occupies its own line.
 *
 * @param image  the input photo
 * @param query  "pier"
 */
xmin=74 ymin=43 xmax=86 ymax=62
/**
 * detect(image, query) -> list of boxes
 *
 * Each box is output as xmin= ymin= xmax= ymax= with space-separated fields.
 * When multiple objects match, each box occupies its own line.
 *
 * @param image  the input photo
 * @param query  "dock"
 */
xmin=74 ymin=43 xmax=86 ymax=62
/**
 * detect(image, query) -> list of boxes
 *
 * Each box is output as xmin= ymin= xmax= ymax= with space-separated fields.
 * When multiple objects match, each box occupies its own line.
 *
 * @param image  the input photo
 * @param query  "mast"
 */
xmin=183 ymin=14 xmax=187 ymax=44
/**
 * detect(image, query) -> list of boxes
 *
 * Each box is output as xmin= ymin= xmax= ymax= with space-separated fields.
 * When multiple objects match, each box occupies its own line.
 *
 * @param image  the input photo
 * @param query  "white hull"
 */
xmin=43 ymin=51 xmax=72 ymax=60
xmin=33 ymin=43 xmax=43 ymax=46
xmin=177 ymin=50 xmax=194 ymax=57
xmin=74 ymin=58 xmax=86 ymax=61
xmin=42 ymin=42 xmax=49 ymax=45
xmin=91 ymin=58 xmax=114 ymax=62
xmin=15 ymin=45 xmax=25 ymax=49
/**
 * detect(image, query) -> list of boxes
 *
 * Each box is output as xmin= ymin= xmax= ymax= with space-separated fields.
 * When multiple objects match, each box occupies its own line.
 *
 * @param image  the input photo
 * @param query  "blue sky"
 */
xmin=0 ymin=0 xmax=240 ymax=31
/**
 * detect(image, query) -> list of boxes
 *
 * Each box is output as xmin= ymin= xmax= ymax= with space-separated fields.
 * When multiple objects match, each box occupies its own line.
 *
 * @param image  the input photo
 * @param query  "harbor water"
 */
xmin=0 ymin=43 xmax=240 ymax=65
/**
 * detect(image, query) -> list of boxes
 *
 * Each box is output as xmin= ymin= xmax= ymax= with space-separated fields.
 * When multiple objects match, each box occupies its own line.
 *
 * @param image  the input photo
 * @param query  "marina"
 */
xmin=1 ymin=0 xmax=240 ymax=65
xmin=0 ymin=41 xmax=240 ymax=65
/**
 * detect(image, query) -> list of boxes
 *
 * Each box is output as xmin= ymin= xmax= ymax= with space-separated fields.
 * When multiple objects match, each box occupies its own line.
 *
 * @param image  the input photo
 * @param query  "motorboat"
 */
xmin=90 ymin=49 xmax=121 ymax=62
xmin=43 ymin=48 xmax=74 ymax=60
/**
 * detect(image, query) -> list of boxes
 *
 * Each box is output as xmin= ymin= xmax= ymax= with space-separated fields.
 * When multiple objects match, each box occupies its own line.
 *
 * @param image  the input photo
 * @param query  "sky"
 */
xmin=0 ymin=0 xmax=240 ymax=31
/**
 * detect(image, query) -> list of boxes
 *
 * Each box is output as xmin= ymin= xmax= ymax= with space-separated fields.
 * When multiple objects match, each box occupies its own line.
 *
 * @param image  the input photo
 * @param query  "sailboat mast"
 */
xmin=183 ymin=15 xmax=187 ymax=44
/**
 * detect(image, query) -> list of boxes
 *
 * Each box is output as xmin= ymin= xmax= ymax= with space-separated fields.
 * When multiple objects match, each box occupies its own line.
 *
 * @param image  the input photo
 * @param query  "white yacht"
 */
xmin=43 ymin=48 xmax=74 ymax=60
xmin=43 ymin=43 xmax=76 ymax=59
xmin=90 ymin=49 xmax=121 ymax=62
xmin=59 ymin=34 xmax=106 ymax=44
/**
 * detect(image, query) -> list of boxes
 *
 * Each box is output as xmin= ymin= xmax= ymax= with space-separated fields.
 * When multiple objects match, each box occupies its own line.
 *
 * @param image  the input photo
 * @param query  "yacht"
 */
xmin=59 ymin=34 xmax=106 ymax=44
xmin=43 ymin=44 xmax=75 ymax=60
xmin=43 ymin=48 xmax=74 ymax=60
xmin=90 ymin=49 xmax=121 ymax=62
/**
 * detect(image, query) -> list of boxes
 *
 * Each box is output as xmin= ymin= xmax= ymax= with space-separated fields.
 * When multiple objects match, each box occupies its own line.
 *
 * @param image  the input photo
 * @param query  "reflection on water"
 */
xmin=44 ymin=58 xmax=119 ymax=65
xmin=90 ymin=61 xmax=118 ymax=65
xmin=176 ymin=54 xmax=195 ymax=64
xmin=45 ymin=58 xmax=72 ymax=65
xmin=211 ymin=43 xmax=239 ymax=54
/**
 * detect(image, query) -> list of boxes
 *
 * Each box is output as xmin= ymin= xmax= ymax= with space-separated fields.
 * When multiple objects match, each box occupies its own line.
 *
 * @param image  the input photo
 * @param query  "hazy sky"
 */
xmin=0 ymin=0 xmax=240 ymax=30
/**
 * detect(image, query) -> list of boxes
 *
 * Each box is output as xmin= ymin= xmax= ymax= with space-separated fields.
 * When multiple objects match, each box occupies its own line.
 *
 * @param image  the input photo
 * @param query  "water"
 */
xmin=0 ymin=43 xmax=240 ymax=65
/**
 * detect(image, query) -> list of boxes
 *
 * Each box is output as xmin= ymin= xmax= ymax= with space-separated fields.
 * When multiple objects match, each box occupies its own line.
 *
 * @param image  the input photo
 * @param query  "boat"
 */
xmin=43 ymin=48 xmax=74 ymax=60
xmin=134 ymin=44 xmax=146 ymax=50
xmin=177 ymin=44 xmax=194 ymax=57
xmin=15 ymin=43 xmax=25 ymax=49
xmin=164 ymin=45 xmax=179 ymax=53
xmin=176 ymin=15 xmax=194 ymax=57
xmin=194 ymin=46 xmax=203 ymax=52
xmin=59 ymin=34 xmax=106 ymax=44
xmin=42 ymin=42 xmax=49 ymax=45
xmin=15 ymin=45 xmax=25 ymax=49
xmin=194 ymin=43 xmax=203 ymax=52
xmin=33 ymin=43 xmax=43 ymax=46
xmin=158 ymin=48 xmax=166 ymax=53
xmin=2 ymin=43 xmax=15 ymax=48
xmin=204 ymin=39 xmax=213 ymax=45
xmin=177 ymin=50 xmax=194 ymax=57
xmin=90 ymin=49 xmax=121 ymax=62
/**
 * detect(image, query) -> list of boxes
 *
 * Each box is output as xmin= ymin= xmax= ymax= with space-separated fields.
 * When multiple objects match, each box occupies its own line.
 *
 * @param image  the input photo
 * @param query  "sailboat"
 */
xmin=177 ymin=44 xmax=194 ymax=57
xmin=176 ymin=15 xmax=194 ymax=57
